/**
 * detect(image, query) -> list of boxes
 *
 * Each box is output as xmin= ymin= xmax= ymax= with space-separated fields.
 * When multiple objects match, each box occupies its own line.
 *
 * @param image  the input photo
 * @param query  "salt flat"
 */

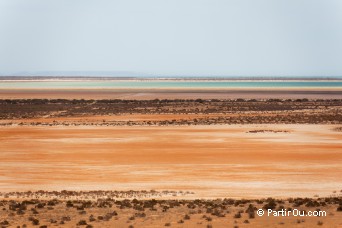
xmin=1 ymin=124 xmax=341 ymax=198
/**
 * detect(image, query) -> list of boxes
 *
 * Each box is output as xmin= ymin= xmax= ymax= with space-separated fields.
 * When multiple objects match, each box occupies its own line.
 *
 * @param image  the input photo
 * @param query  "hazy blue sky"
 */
xmin=0 ymin=0 xmax=342 ymax=77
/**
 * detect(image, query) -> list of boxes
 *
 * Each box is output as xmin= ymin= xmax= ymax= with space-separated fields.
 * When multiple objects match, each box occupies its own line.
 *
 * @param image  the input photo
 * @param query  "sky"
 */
xmin=0 ymin=0 xmax=342 ymax=77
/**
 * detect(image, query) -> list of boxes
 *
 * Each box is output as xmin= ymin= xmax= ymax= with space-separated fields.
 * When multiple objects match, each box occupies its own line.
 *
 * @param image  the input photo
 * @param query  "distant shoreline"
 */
xmin=1 ymin=77 xmax=342 ymax=99
xmin=1 ymin=76 xmax=342 ymax=81
xmin=1 ymin=88 xmax=342 ymax=100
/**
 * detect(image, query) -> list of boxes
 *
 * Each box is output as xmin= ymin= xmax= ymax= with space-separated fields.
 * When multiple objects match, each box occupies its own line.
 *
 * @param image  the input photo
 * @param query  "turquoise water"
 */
xmin=0 ymin=80 xmax=342 ymax=88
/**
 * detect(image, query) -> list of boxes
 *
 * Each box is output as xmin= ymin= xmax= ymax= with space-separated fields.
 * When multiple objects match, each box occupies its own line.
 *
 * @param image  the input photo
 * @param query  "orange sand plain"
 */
xmin=0 ymin=125 xmax=341 ymax=199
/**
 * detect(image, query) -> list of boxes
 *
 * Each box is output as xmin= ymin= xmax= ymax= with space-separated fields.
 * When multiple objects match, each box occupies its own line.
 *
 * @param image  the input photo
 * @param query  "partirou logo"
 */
xmin=256 ymin=209 xmax=326 ymax=217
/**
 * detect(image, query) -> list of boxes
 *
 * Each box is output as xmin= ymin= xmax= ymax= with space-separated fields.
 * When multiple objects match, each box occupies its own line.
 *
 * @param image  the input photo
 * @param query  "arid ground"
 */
xmin=0 ymin=95 xmax=342 ymax=227
xmin=1 ymin=124 xmax=342 ymax=199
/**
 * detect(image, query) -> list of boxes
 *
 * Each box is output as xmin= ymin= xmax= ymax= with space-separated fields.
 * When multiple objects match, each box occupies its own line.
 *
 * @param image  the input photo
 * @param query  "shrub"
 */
xmin=0 ymin=220 xmax=9 ymax=226
xmin=77 ymin=220 xmax=87 ymax=226
xmin=89 ymin=215 xmax=96 ymax=222
xmin=337 ymin=205 xmax=342 ymax=212
xmin=32 ymin=218 xmax=39 ymax=226
xmin=263 ymin=199 xmax=277 ymax=210
xmin=234 ymin=213 xmax=241 ymax=218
